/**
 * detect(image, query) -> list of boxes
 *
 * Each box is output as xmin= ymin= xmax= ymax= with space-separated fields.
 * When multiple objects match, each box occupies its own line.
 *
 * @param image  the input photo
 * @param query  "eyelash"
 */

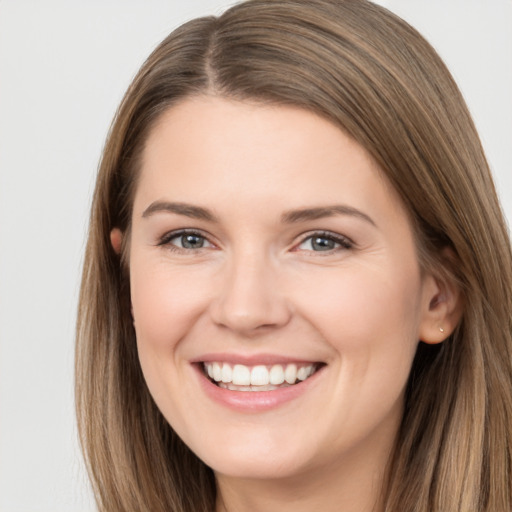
xmin=157 ymin=229 xmax=213 ymax=252
xmin=157 ymin=229 xmax=354 ymax=254
xmin=295 ymin=231 xmax=353 ymax=253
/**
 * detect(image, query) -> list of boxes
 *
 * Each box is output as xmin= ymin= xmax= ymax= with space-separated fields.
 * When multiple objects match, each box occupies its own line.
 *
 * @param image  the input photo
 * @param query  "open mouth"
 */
xmin=202 ymin=361 xmax=323 ymax=392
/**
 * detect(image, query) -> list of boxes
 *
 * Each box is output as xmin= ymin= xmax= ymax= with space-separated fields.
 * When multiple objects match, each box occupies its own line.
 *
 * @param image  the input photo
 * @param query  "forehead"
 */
xmin=134 ymin=95 xmax=405 ymax=224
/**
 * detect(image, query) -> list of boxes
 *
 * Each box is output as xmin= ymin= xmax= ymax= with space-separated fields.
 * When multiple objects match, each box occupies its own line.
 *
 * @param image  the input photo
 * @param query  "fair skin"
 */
xmin=112 ymin=96 xmax=460 ymax=512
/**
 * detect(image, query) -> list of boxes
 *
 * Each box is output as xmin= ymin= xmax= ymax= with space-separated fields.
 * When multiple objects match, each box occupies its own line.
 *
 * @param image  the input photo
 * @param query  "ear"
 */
xmin=110 ymin=227 xmax=134 ymax=322
xmin=110 ymin=228 xmax=123 ymax=255
xmin=418 ymin=259 xmax=463 ymax=344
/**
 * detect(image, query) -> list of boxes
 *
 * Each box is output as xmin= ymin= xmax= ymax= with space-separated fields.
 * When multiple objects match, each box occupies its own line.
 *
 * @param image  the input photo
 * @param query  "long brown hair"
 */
xmin=76 ymin=1 xmax=512 ymax=510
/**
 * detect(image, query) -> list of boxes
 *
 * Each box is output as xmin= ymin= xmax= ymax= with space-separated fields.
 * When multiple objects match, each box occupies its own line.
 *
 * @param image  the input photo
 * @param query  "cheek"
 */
xmin=301 ymin=266 xmax=422 ymax=428
xmin=293 ymin=262 xmax=423 ymax=360
xmin=130 ymin=261 xmax=213 ymax=355
xmin=129 ymin=262 xmax=215 ymax=425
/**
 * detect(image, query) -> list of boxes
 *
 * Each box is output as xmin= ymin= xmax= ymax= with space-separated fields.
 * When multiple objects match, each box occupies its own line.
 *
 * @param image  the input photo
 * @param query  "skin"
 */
xmin=112 ymin=96 xmax=460 ymax=512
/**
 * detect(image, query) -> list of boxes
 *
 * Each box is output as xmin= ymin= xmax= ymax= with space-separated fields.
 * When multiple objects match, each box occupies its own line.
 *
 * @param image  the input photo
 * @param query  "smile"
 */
xmin=203 ymin=362 xmax=319 ymax=391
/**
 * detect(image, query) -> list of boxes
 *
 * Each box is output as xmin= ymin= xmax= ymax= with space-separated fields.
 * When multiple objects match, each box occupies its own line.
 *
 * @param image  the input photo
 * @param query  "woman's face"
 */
xmin=127 ymin=96 xmax=441 ymax=481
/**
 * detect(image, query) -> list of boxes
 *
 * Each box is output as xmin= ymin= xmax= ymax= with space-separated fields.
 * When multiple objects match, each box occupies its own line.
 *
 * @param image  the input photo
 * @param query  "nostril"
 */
xmin=210 ymin=302 xmax=293 ymax=335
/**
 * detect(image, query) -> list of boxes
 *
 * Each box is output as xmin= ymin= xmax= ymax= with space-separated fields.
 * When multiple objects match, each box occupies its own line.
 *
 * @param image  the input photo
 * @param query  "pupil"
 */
xmin=312 ymin=237 xmax=334 ymax=251
xmin=182 ymin=234 xmax=204 ymax=248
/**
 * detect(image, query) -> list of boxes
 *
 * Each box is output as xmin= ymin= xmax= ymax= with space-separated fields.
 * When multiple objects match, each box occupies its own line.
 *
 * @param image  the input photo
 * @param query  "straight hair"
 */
xmin=76 ymin=1 xmax=512 ymax=510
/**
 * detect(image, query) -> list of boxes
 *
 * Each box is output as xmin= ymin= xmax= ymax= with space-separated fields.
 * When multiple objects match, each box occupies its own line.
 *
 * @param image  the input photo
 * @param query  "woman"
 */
xmin=75 ymin=0 xmax=512 ymax=510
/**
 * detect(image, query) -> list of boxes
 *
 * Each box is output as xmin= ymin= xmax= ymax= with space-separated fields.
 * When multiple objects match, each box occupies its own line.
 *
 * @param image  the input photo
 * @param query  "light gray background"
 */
xmin=0 ymin=1 xmax=510 ymax=511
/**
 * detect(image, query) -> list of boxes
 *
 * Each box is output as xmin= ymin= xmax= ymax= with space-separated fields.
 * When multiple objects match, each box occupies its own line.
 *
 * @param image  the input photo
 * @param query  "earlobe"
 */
xmin=418 ymin=271 xmax=463 ymax=344
xmin=110 ymin=228 xmax=123 ymax=255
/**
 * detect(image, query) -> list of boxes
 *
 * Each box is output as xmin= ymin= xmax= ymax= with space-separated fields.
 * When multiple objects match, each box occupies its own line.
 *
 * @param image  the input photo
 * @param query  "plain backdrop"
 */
xmin=0 ymin=1 xmax=510 ymax=511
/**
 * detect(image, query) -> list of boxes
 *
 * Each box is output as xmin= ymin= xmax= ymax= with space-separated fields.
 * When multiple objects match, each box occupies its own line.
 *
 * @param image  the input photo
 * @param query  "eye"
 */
xmin=158 ymin=230 xmax=214 ymax=251
xmin=297 ymin=232 xmax=353 ymax=252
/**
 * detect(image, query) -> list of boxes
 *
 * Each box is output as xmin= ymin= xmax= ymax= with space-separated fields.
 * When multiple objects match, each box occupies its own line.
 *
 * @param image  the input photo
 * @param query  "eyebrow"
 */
xmin=142 ymin=200 xmax=375 ymax=227
xmin=142 ymin=201 xmax=218 ymax=222
xmin=281 ymin=205 xmax=376 ymax=226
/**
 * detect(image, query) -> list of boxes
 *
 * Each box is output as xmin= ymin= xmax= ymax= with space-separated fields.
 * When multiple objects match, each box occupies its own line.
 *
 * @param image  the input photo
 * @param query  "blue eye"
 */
xmin=298 ymin=232 xmax=352 ymax=252
xmin=159 ymin=231 xmax=213 ymax=250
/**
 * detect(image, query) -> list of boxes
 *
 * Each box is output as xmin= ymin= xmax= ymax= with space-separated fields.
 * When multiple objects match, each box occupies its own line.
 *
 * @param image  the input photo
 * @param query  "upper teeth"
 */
xmin=203 ymin=362 xmax=316 ymax=386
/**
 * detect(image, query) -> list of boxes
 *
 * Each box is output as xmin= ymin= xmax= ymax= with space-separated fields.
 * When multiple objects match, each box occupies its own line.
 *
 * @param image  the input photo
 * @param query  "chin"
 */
xmin=206 ymin=452 xmax=309 ymax=481
xmin=185 ymin=427 xmax=320 ymax=481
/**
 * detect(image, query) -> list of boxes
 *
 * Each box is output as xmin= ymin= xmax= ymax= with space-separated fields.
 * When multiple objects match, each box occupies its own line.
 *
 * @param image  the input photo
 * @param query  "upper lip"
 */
xmin=191 ymin=353 xmax=323 ymax=366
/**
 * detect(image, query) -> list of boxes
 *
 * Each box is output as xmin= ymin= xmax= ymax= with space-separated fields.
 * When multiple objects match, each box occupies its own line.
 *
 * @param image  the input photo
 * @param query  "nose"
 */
xmin=209 ymin=251 xmax=292 ymax=336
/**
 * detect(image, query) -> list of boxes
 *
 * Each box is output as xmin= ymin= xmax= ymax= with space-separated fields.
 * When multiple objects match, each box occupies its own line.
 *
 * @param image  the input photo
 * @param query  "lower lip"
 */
xmin=193 ymin=364 xmax=324 ymax=412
